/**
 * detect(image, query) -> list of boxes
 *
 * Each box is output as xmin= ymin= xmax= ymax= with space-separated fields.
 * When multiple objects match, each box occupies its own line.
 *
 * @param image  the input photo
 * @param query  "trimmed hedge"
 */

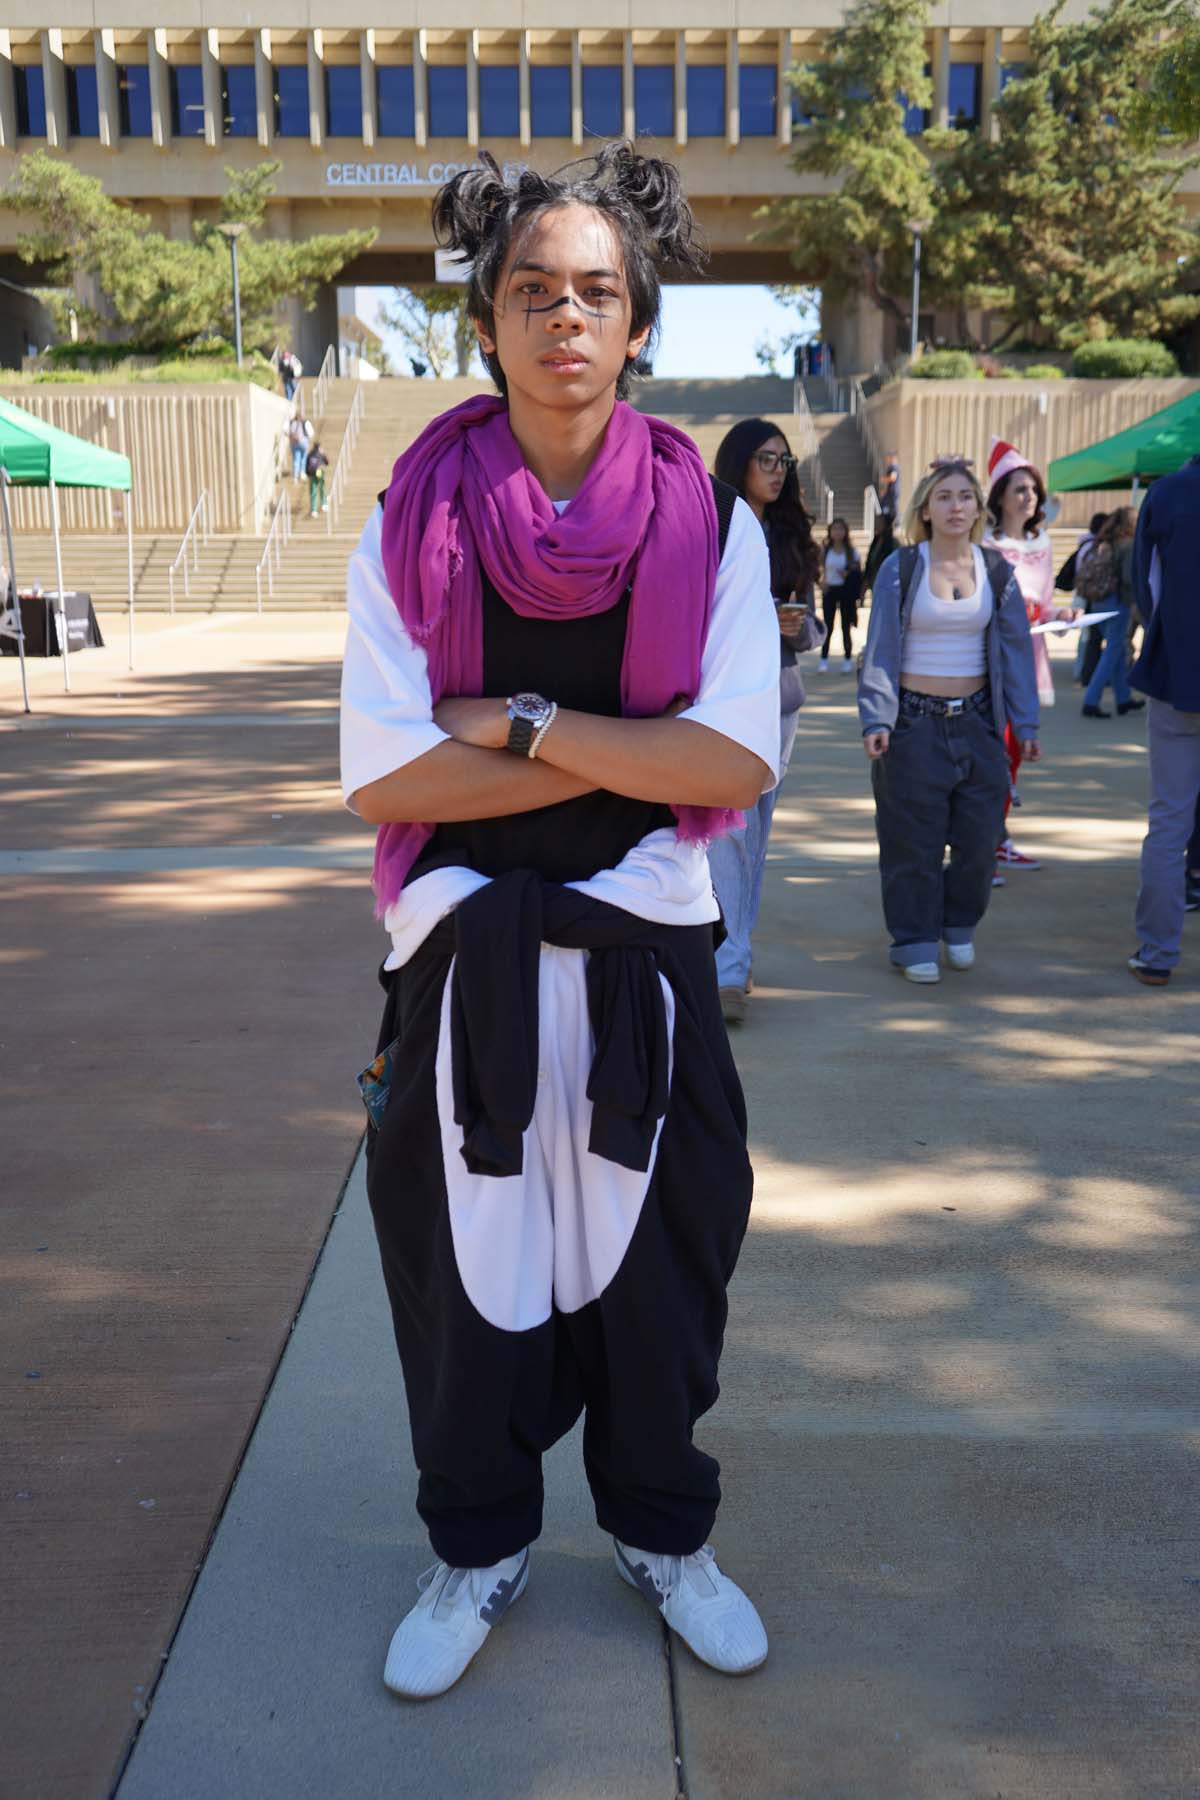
xmin=1020 ymin=363 xmax=1066 ymax=380
xmin=1069 ymin=339 xmax=1179 ymax=378
xmin=907 ymin=350 xmax=982 ymax=380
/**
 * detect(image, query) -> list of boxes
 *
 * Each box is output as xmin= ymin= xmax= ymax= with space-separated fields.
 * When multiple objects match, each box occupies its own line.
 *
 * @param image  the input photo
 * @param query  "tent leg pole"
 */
xmin=49 ymin=477 xmax=70 ymax=695
xmin=126 ymin=494 xmax=135 ymax=671
xmin=1 ymin=469 xmax=31 ymax=714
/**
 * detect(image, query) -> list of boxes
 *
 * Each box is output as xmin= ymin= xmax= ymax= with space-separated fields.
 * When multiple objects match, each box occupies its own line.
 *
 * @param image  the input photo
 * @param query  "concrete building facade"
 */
xmin=0 ymin=3 xmax=1184 ymax=370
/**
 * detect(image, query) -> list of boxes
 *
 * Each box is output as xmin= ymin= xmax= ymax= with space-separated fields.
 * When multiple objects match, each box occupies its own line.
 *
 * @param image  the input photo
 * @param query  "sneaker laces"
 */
xmin=415 ymin=1557 xmax=517 ymax=1622
xmin=645 ymin=1544 xmax=721 ymax=1603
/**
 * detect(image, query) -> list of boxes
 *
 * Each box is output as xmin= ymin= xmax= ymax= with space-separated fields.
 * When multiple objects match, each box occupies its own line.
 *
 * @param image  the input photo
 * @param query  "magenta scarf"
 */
xmin=372 ymin=394 xmax=740 ymax=913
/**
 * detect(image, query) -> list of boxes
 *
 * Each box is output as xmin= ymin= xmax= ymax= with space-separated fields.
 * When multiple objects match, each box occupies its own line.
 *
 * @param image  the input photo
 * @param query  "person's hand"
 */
xmin=1056 ymin=607 xmax=1081 ymax=623
xmin=433 ymin=697 xmax=508 ymax=750
xmin=864 ymin=730 xmax=890 ymax=760
xmin=776 ymin=604 xmax=806 ymax=640
xmin=1020 ymin=736 xmax=1042 ymax=763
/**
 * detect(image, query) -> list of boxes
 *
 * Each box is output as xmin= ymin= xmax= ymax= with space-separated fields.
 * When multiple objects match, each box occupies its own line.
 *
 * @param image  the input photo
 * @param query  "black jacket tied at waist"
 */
xmin=438 ymin=869 xmax=677 ymax=1180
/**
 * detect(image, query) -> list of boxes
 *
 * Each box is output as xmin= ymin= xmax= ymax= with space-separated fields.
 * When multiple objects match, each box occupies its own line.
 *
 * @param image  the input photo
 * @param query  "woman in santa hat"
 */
xmin=984 ymin=438 xmax=1079 ymax=876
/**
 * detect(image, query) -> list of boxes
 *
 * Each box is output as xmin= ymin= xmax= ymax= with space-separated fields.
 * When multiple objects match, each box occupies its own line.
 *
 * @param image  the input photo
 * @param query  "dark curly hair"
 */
xmin=431 ymin=143 xmax=706 ymax=400
xmin=712 ymin=418 xmax=818 ymax=601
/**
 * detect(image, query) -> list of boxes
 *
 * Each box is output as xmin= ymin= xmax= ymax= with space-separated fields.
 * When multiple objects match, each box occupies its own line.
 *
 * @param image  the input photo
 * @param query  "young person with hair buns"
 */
xmin=858 ymin=457 xmax=1040 ymax=983
xmin=339 ymin=145 xmax=779 ymax=1698
xmin=984 ymin=437 xmax=1080 ymax=875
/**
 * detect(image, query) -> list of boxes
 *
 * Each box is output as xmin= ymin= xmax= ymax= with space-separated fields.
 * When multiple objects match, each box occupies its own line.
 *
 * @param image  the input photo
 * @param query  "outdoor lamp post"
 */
xmin=906 ymin=219 xmax=932 ymax=360
xmin=216 ymin=222 xmax=246 ymax=367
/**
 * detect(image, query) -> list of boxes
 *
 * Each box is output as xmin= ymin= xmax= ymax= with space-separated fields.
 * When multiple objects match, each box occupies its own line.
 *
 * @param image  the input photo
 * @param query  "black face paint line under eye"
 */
xmin=521 ymin=292 xmax=612 ymax=334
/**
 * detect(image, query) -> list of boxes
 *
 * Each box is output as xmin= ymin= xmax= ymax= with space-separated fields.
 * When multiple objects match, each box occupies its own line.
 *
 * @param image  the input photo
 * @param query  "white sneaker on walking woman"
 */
xmin=614 ymin=1540 xmax=768 ymax=1673
xmin=384 ymin=1548 xmax=529 ymax=1698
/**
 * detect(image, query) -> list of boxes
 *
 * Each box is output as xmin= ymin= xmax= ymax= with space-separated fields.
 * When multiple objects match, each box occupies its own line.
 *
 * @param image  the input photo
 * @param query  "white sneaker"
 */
xmin=901 ymin=961 xmax=940 ymax=984
xmin=945 ymin=942 xmax=975 ymax=971
xmin=815 ymin=659 xmax=830 ymax=674
xmin=614 ymin=1540 xmax=768 ymax=1674
xmin=384 ymin=1548 xmax=529 ymax=1699
xmin=841 ymin=657 xmax=854 ymax=673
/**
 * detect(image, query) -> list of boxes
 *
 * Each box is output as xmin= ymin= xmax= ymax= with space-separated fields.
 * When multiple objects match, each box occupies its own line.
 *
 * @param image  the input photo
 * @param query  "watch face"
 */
xmin=510 ymin=692 xmax=550 ymax=724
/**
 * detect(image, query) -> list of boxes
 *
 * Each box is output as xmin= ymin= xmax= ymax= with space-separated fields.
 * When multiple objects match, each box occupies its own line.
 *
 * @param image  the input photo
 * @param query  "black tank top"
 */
xmin=407 ymin=571 xmax=675 ymax=886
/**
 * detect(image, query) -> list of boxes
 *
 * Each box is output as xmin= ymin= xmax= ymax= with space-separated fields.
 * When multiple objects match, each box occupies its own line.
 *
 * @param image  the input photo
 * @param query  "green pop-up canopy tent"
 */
xmin=1047 ymin=388 xmax=1200 ymax=492
xmin=0 ymin=394 xmax=136 ymax=711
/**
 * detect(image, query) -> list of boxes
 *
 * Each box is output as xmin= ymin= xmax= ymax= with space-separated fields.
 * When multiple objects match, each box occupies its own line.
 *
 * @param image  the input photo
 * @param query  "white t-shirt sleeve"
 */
xmin=339 ymin=506 xmax=450 ymax=813
xmin=677 ymin=495 xmax=782 ymax=790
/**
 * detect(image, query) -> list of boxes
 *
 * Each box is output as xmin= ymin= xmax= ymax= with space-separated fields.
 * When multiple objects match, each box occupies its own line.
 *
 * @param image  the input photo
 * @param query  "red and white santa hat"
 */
xmin=987 ymin=437 xmax=1034 ymax=486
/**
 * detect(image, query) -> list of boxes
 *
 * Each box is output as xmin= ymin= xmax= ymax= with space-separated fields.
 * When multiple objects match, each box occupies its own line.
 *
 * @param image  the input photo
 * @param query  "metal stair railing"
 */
xmin=791 ymin=379 xmax=835 ymax=524
xmin=325 ymin=382 xmax=365 ymax=535
xmin=310 ymin=344 xmax=337 ymax=428
xmin=166 ymin=490 xmax=211 ymax=614
xmin=254 ymin=488 xmax=292 ymax=613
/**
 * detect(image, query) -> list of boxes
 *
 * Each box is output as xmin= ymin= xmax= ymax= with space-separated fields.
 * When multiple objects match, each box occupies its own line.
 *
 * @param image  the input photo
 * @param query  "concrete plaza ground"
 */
xmin=2 ymin=613 xmax=1197 ymax=1800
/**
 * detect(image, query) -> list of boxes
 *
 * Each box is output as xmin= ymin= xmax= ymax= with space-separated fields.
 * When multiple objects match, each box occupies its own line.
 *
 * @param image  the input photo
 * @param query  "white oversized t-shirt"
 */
xmin=340 ymin=494 xmax=781 ymax=969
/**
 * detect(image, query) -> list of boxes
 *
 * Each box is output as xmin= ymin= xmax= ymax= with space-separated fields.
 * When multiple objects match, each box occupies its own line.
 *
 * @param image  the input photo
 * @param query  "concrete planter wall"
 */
xmin=0 ymin=383 xmax=291 ymax=534
xmin=863 ymin=378 xmax=1200 ymax=528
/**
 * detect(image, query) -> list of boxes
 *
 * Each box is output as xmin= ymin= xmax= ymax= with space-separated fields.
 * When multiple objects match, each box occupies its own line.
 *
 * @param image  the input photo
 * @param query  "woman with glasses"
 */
xmin=816 ymin=518 xmax=862 ymax=673
xmin=710 ymin=419 xmax=821 ymax=1023
xmin=858 ymin=458 xmax=1040 ymax=984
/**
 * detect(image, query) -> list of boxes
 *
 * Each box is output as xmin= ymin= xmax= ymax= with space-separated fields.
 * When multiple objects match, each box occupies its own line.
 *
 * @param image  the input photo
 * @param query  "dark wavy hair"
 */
xmin=987 ymin=465 xmax=1048 ymax=537
xmin=431 ymin=143 xmax=706 ymax=401
xmin=713 ymin=417 xmax=818 ymax=600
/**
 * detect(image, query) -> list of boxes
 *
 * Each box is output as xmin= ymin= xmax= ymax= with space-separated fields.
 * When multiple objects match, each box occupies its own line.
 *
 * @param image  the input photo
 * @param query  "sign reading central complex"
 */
xmin=325 ymin=159 xmax=523 ymax=188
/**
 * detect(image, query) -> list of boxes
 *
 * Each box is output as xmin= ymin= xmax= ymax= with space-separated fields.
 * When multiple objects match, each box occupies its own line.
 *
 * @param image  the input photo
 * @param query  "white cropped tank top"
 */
xmin=901 ymin=544 xmax=991 ymax=678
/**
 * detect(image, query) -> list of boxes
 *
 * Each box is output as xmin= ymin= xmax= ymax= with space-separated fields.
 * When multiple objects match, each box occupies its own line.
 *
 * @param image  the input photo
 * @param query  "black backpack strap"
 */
xmin=709 ymin=474 xmax=738 ymax=562
xmin=897 ymin=544 xmax=922 ymax=626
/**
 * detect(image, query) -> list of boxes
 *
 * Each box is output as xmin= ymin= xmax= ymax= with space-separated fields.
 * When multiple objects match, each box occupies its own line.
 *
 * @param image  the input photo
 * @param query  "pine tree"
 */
xmin=1131 ymin=4 xmax=1200 ymax=142
xmin=933 ymin=0 xmax=1200 ymax=349
xmin=764 ymin=0 xmax=935 ymax=335
xmin=6 ymin=152 xmax=376 ymax=353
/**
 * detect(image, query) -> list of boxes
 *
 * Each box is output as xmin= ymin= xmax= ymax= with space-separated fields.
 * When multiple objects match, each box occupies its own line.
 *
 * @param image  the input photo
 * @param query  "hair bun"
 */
xmin=591 ymin=141 xmax=705 ymax=272
xmin=432 ymin=152 xmax=512 ymax=262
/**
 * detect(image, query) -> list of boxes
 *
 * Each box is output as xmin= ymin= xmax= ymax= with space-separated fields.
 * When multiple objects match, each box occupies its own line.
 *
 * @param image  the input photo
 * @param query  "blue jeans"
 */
xmin=1084 ymin=603 xmax=1132 ymax=709
xmin=291 ymin=444 xmax=306 ymax=479
xmin=710 ymin=706 xmax=800 ymax=990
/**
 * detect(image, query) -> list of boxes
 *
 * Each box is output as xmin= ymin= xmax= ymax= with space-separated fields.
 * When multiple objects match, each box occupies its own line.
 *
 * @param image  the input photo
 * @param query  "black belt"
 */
xmin=429 ymin=871 xmax=686 ymax=1181
xmin=899 ymin=686 xmax=990 ymax=719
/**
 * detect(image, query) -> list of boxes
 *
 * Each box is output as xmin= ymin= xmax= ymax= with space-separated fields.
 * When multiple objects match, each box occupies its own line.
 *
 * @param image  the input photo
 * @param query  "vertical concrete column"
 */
xmin=255 ymin=29 xmax=273 ymax=148
xmin=307 ymin=30 xmax=325 ymax=149
xmin=777 ymin=28 xmax=792 ymax=147
xmin=674 ymin=32 xmax=687 ymax=148
xmin=569 ymin=31 xmax=582 ymax=148
xmin=41 ymin=30 xmax=67 ymax=149
xmin=725 ymin=31 xmax=739 ymax=148
xmin=622 ymin=32 xmax=634 ymax=142
xmin=518 ymin=32 xmax=531 ymax=149
xmin=0 ymin=32 xmax=15 ymax=152
xmin=981 ymin=27 xmax=1002 ymax=140
xmin=95 ymin=29 xmax=119 ymax=148
xmin=361 ymin=29 xmax=377 ymax=147
xmin=202 ymin=27 xmax=221 ymax=149
xmin=930 ymin=27 xmax=950 ymax=130
xmin=414 ymin=30 xmax=428 ymax=149
xmin=148 ymin=28 xmax=170 ymax=150
xmin=465 ymin=31 xmax=479 ymax=149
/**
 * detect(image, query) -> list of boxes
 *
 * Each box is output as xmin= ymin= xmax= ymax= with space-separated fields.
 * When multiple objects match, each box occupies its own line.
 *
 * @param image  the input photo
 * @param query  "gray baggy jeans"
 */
xmin=870 ymin=701 xmax=1010 ymax=967
xmin=1134 ymin=697 xmax=1200 ymax=972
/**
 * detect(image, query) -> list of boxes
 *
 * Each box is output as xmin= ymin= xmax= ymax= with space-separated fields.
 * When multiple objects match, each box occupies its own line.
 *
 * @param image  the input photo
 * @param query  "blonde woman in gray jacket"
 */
xmin=857 ymin=457 xmax=1040 ymax=984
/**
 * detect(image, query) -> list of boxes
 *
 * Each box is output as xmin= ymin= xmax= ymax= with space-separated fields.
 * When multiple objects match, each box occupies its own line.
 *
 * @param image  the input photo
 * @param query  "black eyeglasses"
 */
xmin=754 ymin=452 xmax=798 ymax=474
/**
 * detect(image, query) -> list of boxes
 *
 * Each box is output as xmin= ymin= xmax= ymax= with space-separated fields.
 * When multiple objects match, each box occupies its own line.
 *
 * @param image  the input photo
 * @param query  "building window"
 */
xmin=531 ymin=65 xmax=570 ymax=137
xmin=739 ymin=64 xmax=775 ymax=136
xmin=582 ymin=64 xmax=621 ymax=138
xmin=686 ymin=65 xmax=724 ymax=137
xmin=480 ymin=65 xmax=518 ymax=138
xmin=274 ymin=65 xmax=309 ymax=136
xmin=222 ymin=65 xmax=256 ymax=137
xmin=1000 ymin=63 xmax=1026 ymax=91
xmin=170 ymin=64 xmax=205 ymax=137
xmin=325 ymin=64 xmax=361 ymax=137
xmin=377 ymin=65 xmax=414 ymax=137
xmin=118 ymin=65 xmax=152 ymax=137
xmin=634 ymin=65 xmax=672 ymax=138
xmin=15 ymin=65 xmax=46 ymax=137
xmin=428 ymin=65 xmax=467 ymax=138
xmin=949 ymin=62 xmax=981 ymax=129
xmin=900 ymin=63 xmax=931 ymax=135
xmin=66 ymin=64 xmax=99 ymax=137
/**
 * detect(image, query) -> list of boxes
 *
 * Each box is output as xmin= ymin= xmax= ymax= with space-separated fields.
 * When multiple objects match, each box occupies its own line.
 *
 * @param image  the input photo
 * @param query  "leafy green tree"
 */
xmin=764 ymin=0 xmax=935 ymax=337
xmin=934 ymin=0 xmax=1200 ymax=349
xmin=380 ymin=285 xmax=478 ymax=377
xmin=1130 ymin=4 xmax=1200 ymax=141
xmin=5 ymin=151 xmax=376 ymax=353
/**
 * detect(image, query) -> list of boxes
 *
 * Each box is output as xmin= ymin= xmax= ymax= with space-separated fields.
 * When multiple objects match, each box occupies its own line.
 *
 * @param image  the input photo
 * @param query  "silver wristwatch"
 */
xmin=505 ymin=691 xmax=555 ymax=757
